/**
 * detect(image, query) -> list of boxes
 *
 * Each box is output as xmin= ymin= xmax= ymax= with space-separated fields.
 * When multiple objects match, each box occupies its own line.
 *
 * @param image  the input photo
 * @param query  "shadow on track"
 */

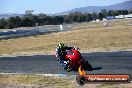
xmin=92 ymin=67 xmax=103 ymax=71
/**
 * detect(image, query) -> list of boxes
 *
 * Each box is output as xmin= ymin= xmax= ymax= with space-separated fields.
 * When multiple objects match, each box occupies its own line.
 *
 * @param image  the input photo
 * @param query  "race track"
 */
xmin=0 ymin=51 xmax=132 ymax=76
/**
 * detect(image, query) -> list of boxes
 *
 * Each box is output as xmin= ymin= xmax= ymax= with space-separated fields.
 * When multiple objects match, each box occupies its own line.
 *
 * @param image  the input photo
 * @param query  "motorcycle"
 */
xmin=57 ymin=48 xmax=92 ymax=72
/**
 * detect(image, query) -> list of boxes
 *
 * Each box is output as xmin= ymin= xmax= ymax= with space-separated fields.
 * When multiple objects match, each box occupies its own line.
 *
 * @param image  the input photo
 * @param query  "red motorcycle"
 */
xmin=63 ymin=49 xmax=92 ymax=72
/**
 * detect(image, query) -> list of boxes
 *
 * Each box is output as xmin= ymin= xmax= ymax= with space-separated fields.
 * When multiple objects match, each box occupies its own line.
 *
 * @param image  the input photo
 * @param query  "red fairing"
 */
xmin=65 ymin=49 xmax=81 ymax=60
xmin=65 ymin=49 xmax=81 ymax=69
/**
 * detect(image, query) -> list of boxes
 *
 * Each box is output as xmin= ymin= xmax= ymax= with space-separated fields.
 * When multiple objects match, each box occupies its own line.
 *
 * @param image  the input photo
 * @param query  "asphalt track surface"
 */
xmin=0 ymin=51 xmax=132 ymax=77
xmin=0 ymin=24 xmax=74 ymax=40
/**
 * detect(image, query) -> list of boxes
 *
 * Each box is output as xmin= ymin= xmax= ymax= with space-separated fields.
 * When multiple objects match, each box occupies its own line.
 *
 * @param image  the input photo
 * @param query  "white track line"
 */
xmin=0 ymin=73 xmax=72 ymax=77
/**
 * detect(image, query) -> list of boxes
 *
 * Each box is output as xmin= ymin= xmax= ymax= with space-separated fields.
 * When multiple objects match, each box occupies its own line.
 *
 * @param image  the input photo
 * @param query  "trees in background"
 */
xmin=0 ymin=18 xmax=7 ymax=29
xmin=0 ymin=9 xmax=131 ymax=29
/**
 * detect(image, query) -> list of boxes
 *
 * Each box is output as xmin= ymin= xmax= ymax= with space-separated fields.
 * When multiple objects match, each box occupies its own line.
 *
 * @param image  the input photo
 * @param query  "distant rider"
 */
xmin=56 ymin=43 xmax=78 ymax=70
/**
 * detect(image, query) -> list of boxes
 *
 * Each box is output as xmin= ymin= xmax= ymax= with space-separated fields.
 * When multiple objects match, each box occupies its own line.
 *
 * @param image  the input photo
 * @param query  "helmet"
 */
xmin=58 ymin=43 xmax=65 ymax=48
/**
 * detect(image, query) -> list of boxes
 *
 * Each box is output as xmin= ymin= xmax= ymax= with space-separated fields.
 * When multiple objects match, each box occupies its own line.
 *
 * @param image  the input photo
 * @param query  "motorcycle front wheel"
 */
xmin=64 ymin=65 xmax=72 ymax=72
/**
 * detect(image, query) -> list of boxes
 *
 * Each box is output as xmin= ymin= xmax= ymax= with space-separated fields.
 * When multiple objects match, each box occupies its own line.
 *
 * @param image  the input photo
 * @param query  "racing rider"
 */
xmin=56 ymin=43 xmax=78 ymax=70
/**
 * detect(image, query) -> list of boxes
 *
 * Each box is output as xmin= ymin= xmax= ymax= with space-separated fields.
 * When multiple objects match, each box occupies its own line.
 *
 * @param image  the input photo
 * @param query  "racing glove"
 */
xmin=64 ymin=60 xmax=69 ymax=65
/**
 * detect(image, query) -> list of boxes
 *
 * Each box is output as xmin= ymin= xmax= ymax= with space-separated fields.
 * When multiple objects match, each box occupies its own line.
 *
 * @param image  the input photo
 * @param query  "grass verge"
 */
xmin=0 ymin=74 xmax=131 ymax=88
xmin=0 ymin=19 xmax=132 ymax=55
xmin=0 ymin=74 xmax=75 ymax=88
